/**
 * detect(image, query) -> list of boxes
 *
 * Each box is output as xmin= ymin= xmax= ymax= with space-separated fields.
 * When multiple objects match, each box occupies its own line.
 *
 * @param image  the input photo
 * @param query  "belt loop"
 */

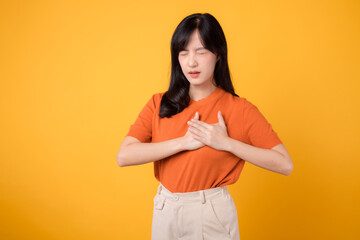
xmin=157 ymin=183 xmax=163 ymax=195
xmin=222 ymin=187 xmax=229 ymax=199
xmin=221 ymin=187 xmax=226 ymax=199
xmin=200 ymin=190 xmax=205 ymax=204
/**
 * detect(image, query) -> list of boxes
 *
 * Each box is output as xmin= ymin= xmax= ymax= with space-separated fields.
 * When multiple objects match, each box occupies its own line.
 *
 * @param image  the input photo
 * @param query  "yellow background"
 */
xmin=1 ymin=0 xmax=359 ymax=239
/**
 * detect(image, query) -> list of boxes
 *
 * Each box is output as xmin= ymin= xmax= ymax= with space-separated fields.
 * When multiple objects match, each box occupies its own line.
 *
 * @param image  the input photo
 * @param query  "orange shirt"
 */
xmin=126 ymin=86 xmax=282 ymax=193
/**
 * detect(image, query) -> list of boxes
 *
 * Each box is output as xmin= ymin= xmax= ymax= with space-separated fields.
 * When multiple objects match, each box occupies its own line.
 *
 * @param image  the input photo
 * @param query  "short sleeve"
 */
xmin=125 ymin=94 xmax=156 ymax=143
xmin=243 ymin=99 xmax=282 ymax=149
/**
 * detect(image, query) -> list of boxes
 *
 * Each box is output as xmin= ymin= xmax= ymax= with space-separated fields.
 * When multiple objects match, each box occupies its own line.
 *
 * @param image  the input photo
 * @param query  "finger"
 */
xmin=217 ymin=110 xmax=225 ymax=127
xmin=194 ymin=111 xmax=199 ymax=120
xmin=190 ymin=132 xmax=205 ymax=143
xmin=188 ymin=122 xmax=208 ymax=135
xmin=189 ymin=126 xmax=206 ymax=141
xmin=188 ymin=120 xmax=210 ymax=132
xmin=188 ymin=125 xmax=205 ymax=138
xmin=190 ymin=119 xmax=212 ymax=130
xmin=190 ymin=112 xmax=199 ymax=121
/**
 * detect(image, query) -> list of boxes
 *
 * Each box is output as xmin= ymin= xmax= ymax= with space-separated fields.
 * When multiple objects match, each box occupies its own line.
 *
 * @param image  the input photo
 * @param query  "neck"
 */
xmin=189 ymin=83 xmax=217 ymax=101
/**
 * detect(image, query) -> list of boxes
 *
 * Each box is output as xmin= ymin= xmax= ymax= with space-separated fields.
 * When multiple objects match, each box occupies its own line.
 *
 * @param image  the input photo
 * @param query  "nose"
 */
xmin=187 ymin=53 xmax=198 ymax=67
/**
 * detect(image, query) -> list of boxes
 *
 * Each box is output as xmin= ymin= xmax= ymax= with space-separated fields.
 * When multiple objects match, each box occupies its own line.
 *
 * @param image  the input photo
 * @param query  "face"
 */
xmin=178 ymin=29 xmax=219 ymax=87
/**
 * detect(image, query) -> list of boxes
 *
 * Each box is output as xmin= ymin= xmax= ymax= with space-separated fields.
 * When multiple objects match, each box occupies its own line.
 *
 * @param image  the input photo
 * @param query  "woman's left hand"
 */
xmin=187 ymin=110 xmax=230 ymax=151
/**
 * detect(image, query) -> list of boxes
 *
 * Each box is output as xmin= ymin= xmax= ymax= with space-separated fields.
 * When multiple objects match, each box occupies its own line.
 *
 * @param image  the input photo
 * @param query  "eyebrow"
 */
xmin=181 ymin=47 xmax=206 ymax=51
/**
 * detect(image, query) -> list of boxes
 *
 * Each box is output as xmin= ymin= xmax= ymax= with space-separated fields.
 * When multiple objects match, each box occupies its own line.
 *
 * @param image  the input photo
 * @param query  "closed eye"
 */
xmin=179 ymin=51 xmax=188 ymax=56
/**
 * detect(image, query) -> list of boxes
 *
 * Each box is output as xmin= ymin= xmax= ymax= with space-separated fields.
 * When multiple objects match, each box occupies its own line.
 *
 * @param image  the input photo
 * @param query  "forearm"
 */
xmin=224 ymin=137 xmax=292 ymax=175
xmin=117 ymin=137 xmax=185 ymax=167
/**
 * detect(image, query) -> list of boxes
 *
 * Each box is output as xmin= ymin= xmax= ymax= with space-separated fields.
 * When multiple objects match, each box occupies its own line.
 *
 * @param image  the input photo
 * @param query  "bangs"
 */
xmin=171 ymin=20 xmax=207 ymax=53
xmin=174 ymin=30 xmax=192 ymax=52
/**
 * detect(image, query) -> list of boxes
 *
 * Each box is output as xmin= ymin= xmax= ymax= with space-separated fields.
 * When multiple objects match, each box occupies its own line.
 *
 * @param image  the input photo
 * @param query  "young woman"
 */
xmin=117 ymin=13 xmax=293 ymax=240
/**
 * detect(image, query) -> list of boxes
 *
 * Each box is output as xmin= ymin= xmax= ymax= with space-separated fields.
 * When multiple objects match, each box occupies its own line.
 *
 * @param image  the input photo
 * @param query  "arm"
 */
xmin=187 ymin=111 xmax=293 ymax=176
xmin=116 ymin=136 xmax=185 ymax=167
xmin=223 ymin=139 xmax=293 ymax=176
xmin=117 ymin=112 xmax=204 ymax=167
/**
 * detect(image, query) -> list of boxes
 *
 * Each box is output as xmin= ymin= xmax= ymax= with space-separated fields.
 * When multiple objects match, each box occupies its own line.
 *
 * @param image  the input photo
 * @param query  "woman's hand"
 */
xmin=181 ymin=112 xmax=206 ymax=151
xmin=187 ymin=110 xmax=230 ymax=151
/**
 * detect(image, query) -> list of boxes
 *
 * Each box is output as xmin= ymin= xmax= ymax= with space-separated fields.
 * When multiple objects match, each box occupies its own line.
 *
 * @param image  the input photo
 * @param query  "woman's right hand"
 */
xmin=181 ymin=112 xmax=205 ymax=151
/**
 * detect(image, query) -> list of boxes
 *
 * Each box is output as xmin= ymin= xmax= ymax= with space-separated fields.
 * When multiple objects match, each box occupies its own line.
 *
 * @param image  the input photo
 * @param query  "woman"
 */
xmin=117 ymin=13 xmax=293 ymax=240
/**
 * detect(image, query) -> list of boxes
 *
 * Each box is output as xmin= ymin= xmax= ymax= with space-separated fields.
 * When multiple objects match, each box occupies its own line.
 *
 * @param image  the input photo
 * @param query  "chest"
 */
xmin=151 ymin=103 xmax=246 ymax=143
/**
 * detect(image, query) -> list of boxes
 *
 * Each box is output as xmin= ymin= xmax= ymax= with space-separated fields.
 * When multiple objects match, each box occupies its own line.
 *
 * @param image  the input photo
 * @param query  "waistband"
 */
xmin=156 ymin=183 xmax=230 ymax=204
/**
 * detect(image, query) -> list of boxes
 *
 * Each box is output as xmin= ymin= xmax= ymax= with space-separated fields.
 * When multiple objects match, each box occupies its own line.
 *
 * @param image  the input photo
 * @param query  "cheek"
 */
xmin=178 ymin=58 xmax=185 ymax=69
xmin=203 ymin=59 xmax=217 ymax=72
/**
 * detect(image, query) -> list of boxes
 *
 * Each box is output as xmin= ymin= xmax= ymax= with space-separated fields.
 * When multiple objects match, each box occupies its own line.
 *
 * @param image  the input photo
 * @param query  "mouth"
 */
xmin=189 ymin=71 xmax=200 ymax=78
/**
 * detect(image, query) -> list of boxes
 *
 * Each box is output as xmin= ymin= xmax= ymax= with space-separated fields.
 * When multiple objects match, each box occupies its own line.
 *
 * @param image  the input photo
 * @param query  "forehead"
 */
xmin=185 ymin=29 xmax=204 ymax=48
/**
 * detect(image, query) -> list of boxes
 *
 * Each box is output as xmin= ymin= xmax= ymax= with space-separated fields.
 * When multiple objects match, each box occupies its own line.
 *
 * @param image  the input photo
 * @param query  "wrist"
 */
xmin=176 ymin=136 xmax=186 ymax=152
xmin=222 ymin=136 xmax=233 ymax=152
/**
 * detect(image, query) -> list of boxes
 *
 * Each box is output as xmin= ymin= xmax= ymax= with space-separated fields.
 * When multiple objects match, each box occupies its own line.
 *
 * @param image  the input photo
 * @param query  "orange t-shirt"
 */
xmin=126 ymin=86 xmax=282 ymax=193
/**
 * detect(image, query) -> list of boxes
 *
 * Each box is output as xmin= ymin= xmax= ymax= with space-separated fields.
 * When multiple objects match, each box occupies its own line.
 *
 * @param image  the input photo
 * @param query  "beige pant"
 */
xmin=151 ymin=183 xmax=240 ymax=240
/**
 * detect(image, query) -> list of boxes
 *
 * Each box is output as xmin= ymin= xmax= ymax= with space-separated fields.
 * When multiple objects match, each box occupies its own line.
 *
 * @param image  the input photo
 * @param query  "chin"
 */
xmin=189 ymin=82 xmax=205 ymax=87
xmin=188 ymin=80 xmax=212 ymax=87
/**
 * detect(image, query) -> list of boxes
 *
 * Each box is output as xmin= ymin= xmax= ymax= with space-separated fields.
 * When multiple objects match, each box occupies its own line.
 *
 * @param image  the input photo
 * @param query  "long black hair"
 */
xmin=159 ymin=13 xmax=239 ymax=118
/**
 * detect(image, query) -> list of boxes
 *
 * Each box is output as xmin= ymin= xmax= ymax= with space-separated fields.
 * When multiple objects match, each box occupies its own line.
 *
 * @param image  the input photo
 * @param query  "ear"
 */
xmin=216 ymin=55 xmax=220 ymax=62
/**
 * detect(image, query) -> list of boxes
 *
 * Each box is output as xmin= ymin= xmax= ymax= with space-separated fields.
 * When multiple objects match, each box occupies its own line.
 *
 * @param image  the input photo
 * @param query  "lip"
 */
xmin=189 ymin=72 xmax=200 ymax=78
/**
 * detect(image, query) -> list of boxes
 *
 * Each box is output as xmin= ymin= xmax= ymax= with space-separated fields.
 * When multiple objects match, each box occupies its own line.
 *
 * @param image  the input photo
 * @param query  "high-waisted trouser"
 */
xmin=151 ymin=183 xmax=240 ymax=240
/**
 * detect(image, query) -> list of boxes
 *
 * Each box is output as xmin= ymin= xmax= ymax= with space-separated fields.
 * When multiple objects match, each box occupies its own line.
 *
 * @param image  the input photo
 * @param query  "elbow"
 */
xmin=116 ymin=152 xmax=128 ymax=167
xmin=282 ymin=161 xmax=294 ymax=176
xmin=116 ymin=142 xmax=139 ymax=167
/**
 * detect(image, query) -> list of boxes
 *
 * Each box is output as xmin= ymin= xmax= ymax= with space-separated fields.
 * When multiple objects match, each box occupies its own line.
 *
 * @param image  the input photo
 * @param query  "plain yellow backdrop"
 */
xmin=1 ymin=0 xmax=359 ymax=239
